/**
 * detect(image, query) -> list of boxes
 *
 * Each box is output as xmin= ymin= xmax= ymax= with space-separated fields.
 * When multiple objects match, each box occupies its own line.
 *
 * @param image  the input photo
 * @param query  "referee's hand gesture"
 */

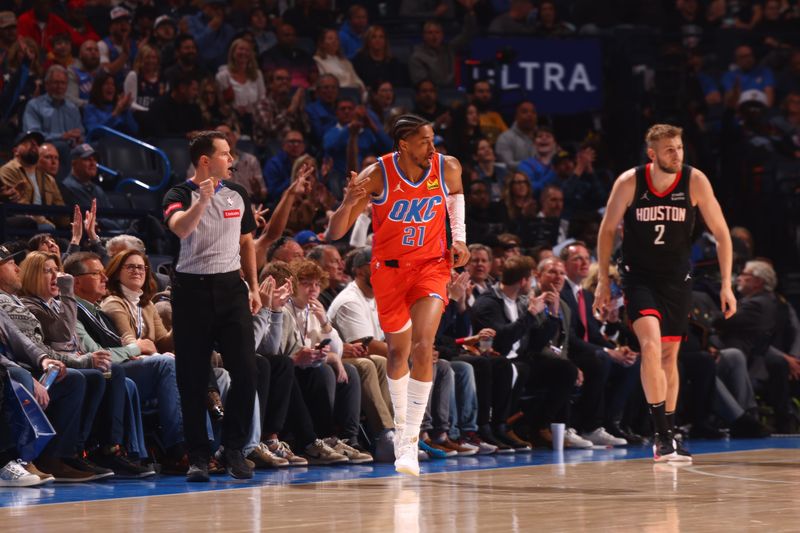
xmin=198 ymin=179 xmax=215 ymax=203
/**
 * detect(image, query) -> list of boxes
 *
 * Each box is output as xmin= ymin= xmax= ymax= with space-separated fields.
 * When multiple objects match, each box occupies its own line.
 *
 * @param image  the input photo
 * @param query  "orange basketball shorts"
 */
xmin=370 ymin=256 xmax=451 ymax=334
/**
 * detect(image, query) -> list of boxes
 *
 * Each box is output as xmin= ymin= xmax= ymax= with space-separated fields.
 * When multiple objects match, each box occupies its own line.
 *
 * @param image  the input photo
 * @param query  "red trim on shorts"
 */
xmin=639 ymin=308 xmax=662 ymax=320
xmin=645 ymin=163 xmax=682 ymax=198
xmin=661 ymin=336 xmax=683 ymax=343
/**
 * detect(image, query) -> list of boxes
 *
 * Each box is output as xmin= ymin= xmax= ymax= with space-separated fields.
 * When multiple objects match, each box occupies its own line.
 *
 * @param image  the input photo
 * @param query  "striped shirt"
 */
xmin=162 ymin=180 xmax=256 ymax=275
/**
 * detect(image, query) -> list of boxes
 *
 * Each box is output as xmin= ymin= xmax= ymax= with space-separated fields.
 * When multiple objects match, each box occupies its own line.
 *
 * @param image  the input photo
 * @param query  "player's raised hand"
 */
xmin=450 ymin=241 xmax=470 ymax=268
xmin=291 ymin=162 xmax=314 ymax=195
xmin=342 ymin=171 xmax=369 ymax=207
xmin=720 ymin=284 xmax=737 ymax=319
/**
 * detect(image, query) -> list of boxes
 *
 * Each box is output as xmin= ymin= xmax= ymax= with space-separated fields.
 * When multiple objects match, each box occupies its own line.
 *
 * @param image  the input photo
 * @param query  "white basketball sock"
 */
xmin=404 ymin=378 xmax=433 ymax=442
xmin=388 ymin=372 xmax=410 ymax=429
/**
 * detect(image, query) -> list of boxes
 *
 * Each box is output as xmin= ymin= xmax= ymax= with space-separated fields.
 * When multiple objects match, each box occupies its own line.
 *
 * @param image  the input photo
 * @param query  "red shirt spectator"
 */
xmin=17 ymin=6 xmax=80 ymax=52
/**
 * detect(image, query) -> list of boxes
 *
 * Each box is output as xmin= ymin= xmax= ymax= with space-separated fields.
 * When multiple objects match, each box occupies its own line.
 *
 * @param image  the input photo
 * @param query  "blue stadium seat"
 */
xmin=151 ymin=137 xmax=192 ymax=182
xmin=95 ymin=136 xmax=161 ymax=185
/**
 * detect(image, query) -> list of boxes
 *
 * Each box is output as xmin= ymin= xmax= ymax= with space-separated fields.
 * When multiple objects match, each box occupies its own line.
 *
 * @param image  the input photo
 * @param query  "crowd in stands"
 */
xmin=0 ymin=0 xmax=799 ymax=486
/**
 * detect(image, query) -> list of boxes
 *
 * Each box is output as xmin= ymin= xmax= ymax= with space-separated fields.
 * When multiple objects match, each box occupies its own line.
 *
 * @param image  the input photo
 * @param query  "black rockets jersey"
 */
xmin=621 ymin=163 xmax=696 ymax=277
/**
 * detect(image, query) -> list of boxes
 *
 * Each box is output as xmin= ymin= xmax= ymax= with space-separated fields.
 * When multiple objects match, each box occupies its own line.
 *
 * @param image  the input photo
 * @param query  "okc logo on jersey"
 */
xmin=387 ymin=196 xmax=443 ymax=223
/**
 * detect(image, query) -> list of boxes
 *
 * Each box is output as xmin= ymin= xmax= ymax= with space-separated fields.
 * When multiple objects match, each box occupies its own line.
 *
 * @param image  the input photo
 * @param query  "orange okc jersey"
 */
xmin=371 ymin=152 xmax=449 ymax=262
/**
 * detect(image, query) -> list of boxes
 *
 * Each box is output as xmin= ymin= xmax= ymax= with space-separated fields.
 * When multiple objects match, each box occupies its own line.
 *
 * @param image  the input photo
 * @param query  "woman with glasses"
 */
xmin=100 ymin=250 xmax=172 ymax=353
xmin=18 ymin=251 xmax=152 ymax=478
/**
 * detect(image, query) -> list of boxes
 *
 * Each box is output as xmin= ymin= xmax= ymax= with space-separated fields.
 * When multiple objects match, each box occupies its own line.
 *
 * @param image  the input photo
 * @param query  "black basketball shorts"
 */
xmin=621 ymin=270 xmax=692 ymax=342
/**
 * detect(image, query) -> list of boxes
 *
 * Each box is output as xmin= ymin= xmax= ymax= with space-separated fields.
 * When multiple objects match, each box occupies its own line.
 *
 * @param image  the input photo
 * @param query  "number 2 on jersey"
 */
xmin=654 ymin=224 xmax=665 ymax=245
xmin=402 ymin=226 xmax=426 ymax=247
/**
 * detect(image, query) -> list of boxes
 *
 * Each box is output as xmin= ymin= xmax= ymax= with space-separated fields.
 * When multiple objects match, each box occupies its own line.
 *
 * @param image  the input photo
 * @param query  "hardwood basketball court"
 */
xmin=2 ymin=439 xmax=798 ymax=532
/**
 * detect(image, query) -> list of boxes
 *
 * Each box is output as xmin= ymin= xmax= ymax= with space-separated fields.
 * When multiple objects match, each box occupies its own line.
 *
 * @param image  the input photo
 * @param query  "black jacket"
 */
xmin=471 ymin=285 xmax=547 ymax=357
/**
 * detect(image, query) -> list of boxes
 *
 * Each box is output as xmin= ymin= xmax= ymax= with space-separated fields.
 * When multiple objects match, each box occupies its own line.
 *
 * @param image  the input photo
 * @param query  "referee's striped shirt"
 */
xmin=162 ymin=180 xmax=256 ymax=275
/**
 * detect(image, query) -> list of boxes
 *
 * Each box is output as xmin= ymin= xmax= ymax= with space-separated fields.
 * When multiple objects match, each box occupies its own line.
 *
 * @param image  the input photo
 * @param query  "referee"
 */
xmin=162 ymin=131 xmax=261 ymax=481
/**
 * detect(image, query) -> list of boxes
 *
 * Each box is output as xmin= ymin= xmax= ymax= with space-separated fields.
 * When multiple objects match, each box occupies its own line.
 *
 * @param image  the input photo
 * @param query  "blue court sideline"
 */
xmin=3 ymin=437 xmax=798 ymax=509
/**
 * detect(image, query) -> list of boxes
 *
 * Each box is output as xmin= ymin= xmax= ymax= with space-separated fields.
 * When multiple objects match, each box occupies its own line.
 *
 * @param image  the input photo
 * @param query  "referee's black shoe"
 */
xmin=222 ymin=448 xmax=254 ymax=479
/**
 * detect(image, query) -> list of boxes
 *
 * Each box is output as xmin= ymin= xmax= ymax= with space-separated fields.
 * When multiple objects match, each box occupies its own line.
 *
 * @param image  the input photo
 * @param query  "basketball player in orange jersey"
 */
xmin=593 ymin=124 xmax=736 ymax=462
xmin=326 ymin=114 xmax=469 ymax=476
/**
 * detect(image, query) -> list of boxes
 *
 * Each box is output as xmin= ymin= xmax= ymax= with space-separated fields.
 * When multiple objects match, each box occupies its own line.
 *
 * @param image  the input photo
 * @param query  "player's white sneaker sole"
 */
xmin=395 ymin=438 xmax=420 ymax=477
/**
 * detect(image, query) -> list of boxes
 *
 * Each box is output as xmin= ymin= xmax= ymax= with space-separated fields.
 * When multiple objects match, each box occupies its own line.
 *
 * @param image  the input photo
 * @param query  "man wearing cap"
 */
xmin=295 ymin=230 xmax=321 ymax=251
xmin=22 ymin=65 xmax=85 ymax=154
xmin=98 ymin=7 xmax=137 ymax=81
xmin=184 ymin=0 xmax=235 ymax=71
xmin=66 ymin=40 xmax=102 ymax=108
xmin=149 ymin=15 xmax=177 ymax=65
xmin=61 ymin=143 xmax=128 ymax=232
xmin=0 ymin=130 xmax=66 ymax=230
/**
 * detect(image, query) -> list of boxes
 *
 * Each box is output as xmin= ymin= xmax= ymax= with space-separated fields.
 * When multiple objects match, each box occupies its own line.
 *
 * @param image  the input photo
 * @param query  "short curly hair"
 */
xmin=289 ymin=258 xmax=329 ymax=292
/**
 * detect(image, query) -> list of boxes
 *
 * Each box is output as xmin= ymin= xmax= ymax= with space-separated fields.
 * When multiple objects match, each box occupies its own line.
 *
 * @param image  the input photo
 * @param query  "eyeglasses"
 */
xmin=285 ymin=139 xmax=304 ymax=145
xmin=75 ymin=270 xmax=106 ymax=278
xmin=122 ymin=264 xmax=148 ymax=272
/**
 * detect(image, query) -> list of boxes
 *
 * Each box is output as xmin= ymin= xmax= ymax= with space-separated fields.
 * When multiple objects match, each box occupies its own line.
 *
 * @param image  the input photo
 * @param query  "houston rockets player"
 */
xmin=326 ymin=114 xmax=469 ymax=475
xmin=593 ymin=124 xmax=736 ymax=462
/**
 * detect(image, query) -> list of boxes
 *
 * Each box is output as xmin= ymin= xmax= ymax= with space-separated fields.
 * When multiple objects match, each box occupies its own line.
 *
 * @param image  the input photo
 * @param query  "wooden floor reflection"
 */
xmin=2 ymin=449 xmax=799 ymax=532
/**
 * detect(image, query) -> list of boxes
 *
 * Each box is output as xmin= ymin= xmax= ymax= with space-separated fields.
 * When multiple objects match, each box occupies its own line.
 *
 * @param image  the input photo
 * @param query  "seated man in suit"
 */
xmin=559 ymin=241 xmax=639 ymax=445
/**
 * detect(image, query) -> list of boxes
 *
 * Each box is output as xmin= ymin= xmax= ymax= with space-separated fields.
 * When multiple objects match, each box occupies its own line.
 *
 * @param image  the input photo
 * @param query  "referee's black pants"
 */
xmin=172 ymin=271 xmax=257 ymax=462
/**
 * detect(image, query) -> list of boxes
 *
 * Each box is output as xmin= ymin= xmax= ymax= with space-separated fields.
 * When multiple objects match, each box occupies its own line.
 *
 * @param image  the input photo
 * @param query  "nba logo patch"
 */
xmin=426 ymin=178 xmax=440 ymax=191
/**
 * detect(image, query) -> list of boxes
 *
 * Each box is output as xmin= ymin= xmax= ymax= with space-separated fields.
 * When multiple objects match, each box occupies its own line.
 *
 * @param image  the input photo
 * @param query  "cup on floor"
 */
xmin=551 ymin=423 xmax=565 ymax=452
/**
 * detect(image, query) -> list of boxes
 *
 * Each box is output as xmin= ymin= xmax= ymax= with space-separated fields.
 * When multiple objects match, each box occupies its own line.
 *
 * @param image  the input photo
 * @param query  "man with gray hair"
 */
xmin=716 ymin=260 xmax=797 ymax=432
xmin=106 ymin=234 xmax=145 ymax=257
xmin=22 ymin=64 xmax=84 ymax=179
xmin=307 ymin=244 xmax=347 ymax=309
xmin=22 ymin=65 xmax=84 ymax=147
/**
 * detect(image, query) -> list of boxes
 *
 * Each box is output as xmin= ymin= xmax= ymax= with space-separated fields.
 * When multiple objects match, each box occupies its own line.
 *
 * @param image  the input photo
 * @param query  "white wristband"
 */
xmin=446 ymin=193 xmax=466 ymax=243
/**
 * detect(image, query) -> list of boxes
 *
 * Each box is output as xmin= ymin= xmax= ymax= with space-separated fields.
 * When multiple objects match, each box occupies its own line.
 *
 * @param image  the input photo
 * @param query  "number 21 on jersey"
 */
xmin=402 ymin=226 xmax=426 ymax=247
